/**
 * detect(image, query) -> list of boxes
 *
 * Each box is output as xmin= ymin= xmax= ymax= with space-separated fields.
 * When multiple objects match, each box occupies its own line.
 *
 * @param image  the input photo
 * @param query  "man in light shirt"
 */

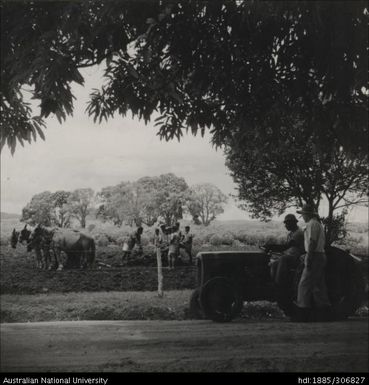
xmin=295 ymin=203 xmax=331 ymax=321
xmin=180 ymin=225 xmax=194 ymax=265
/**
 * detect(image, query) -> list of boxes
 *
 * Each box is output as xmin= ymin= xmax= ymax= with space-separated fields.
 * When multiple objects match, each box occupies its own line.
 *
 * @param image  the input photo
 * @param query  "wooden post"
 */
xmin=156 ymin=247 xmax=163 ymax=297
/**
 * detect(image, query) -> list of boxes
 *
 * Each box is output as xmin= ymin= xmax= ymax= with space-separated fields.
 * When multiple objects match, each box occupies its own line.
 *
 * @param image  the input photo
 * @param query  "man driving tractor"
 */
xmin=265 ymin=214 xmax=305 ymax=287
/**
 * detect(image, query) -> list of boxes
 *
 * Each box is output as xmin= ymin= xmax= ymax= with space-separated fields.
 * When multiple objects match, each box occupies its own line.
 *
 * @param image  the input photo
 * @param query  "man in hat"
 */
xmin=294 ymin=203 xmax=331 ymax=321
xmin=179 ymin=225 xmax=194 ymax=265
xmin=266 ymin=214 xmax=305 ymax=286
xmin=159 ymin=223 xmax=169 ymax=245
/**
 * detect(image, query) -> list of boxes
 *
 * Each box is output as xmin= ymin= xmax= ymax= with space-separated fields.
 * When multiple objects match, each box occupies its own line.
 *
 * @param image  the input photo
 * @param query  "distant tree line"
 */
xmin=21 ymin=188 xmax=94 ymax=228
xmin=21 ymin=174 xmax=228 ymax=228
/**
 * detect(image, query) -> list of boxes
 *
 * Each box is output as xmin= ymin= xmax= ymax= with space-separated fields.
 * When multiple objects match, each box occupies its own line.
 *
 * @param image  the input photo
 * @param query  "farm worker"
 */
xmin=266 ymin=214 xmax=305 ymax=286
xmin=168 ymin=222 xmax=181 ymax=270
xmin=10 ymin=228 xmax=19 ymax=249
xmin=121 ymin=226 xmax=143 ymax=265
xmin=180 ymin=225 xmax=194 ymax=265
xmin=295 ymin=203 xmax=331 ymax=321
xmin=167 ymin=222 xmax=181 ymax=237
xmin=174 ymin=222 xmax=184 ymax=265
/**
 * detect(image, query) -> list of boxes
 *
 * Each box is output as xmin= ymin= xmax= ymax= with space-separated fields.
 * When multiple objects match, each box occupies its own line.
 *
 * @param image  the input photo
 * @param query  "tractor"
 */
xmin=189 ymin=246 xmax=366 ymax=322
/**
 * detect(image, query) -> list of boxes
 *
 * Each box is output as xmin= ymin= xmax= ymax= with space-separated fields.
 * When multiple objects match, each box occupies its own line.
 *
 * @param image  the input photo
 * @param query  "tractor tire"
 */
xmin=189 ymin=288 xmax=205 ymax=319
xmin=289 ymin=247 xmax=366 ymax=321
xmin=274 ymin=263 xmax=303 ymax=317
xmin=199 ymin=277 xmax=243 ymax=323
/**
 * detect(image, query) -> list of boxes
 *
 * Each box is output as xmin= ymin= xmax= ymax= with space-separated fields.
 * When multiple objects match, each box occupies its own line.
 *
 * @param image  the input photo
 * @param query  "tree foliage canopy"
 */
xmin=22 ymin=191 xmax=55 ymax=226
xmin=20 ymin=174 xmax=228 ymax=229
xmin=1 ymin=1 xmax=367 ymax=156
xmin=187 ymin=183 xmax=228 ymax=226
xmin=1 ymin=0 xmax=157 ymax=152
xmin=67 ymin=188 xmax=95 ymax=228
xmin=225 ymin=116 xmax=368 ymax=243
xmin=21 ymin=188 xmax=94 ymax=228
xmin=97 ymin=173 xmax=189 ymax=227
xmin=96 ymin=174 xmax=229 ymax=227
xmin=97 ymin=182 xmax=137 ymax=227
xmin=21 ymin=190 xmax=71 ymax=227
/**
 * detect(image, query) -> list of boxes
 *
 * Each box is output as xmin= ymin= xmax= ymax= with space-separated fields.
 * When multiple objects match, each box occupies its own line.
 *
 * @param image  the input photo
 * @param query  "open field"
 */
xmin=2 ymin=215 xmax=368 ymax=261
xmin=1 ymin=216 xmax=368 ymax=292
xmin=1 ymin=215 xmax=368 ymax=323
xmin=0 ymin=290 xmax=292 ymax=323
xmin=0 ymin=252 xmax=197 ymax=294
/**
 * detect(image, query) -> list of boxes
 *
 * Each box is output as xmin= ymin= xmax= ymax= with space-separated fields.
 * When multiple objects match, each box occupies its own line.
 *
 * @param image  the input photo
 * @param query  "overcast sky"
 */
xmin=1 ymin=66 xmax=251 ymax=220
xmin=1 ymin=66 xmax=367 ymax=223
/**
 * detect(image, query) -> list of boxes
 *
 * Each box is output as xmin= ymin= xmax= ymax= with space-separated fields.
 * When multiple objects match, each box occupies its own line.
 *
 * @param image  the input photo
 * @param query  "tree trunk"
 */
xmin=156 ymin=248 xmax=163 ymax=297
xmin=81 ymin=216 xmax=86 ymax=228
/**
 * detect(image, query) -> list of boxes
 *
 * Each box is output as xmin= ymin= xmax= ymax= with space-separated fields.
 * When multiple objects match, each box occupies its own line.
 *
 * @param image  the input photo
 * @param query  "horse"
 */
xmin=11 ymin=224 xmax=47 ymax=269
xmin=27 ymin=225 xmax=54 ymax=269
xmin=19 ymin=225 xmax=32 ymax=244
xmin=10 ymin=225 xmax=31 ymax=248
xmin=28 ymin=226 xmax=96 ymax=270
xmin=10 ymin=229 xmax=19 ymax=249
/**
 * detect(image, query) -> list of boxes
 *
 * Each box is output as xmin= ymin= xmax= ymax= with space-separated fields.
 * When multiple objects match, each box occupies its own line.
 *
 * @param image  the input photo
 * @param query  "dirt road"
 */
xmin=1 ymin=319 xmax=368 ymax=372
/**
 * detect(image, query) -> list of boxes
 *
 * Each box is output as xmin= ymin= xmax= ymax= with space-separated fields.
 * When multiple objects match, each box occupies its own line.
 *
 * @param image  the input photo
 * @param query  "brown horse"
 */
xmin=10 ymin=229 xmax=19 ymax=249
xmin=10 ymin=225 xmax=32 ymax=249
xmin=11 ymin=225 xmax=47 ymax=269
xmin=28 ymin=226 xmax=95 ymax=270
xmin=26 ymin=225 xmax=52 ymax=269
xmin=52 ymin=228 xmax=96 ymax=270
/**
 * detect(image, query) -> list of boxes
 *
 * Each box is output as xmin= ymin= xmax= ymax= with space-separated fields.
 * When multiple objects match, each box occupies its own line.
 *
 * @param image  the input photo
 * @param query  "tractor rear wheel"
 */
xmin=199 ymin=277 xmax=243 ymax=322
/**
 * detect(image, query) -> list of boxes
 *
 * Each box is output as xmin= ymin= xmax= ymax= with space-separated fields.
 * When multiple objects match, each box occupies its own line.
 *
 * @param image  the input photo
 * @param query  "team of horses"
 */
xmin=11 ymin=224 xmax=95 ymax=270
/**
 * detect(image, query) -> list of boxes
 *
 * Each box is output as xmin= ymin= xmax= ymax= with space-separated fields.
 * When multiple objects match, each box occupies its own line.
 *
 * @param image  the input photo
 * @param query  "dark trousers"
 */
xmin=270 ymin=253 xmax=300 ymax=286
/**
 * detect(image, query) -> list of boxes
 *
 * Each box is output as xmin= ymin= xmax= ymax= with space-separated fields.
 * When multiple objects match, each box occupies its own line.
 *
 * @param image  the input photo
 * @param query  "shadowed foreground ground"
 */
xmin=1 ymin=319 xmax=368 ymax=372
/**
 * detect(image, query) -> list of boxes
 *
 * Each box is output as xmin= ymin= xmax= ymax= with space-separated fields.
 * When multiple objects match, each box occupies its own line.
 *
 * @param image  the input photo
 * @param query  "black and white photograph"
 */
xmin=1 ymin=0 xmax=368 ymax=378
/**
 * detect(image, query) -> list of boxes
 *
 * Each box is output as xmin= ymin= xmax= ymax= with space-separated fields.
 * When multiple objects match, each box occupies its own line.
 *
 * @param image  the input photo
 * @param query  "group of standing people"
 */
xmin=267 ymin=203 xmax=331 ymax=321
xmin=155 ymin=223 xmax=194 ymax=269
xmin=122 ymin=223 xmax=194 ymax=269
